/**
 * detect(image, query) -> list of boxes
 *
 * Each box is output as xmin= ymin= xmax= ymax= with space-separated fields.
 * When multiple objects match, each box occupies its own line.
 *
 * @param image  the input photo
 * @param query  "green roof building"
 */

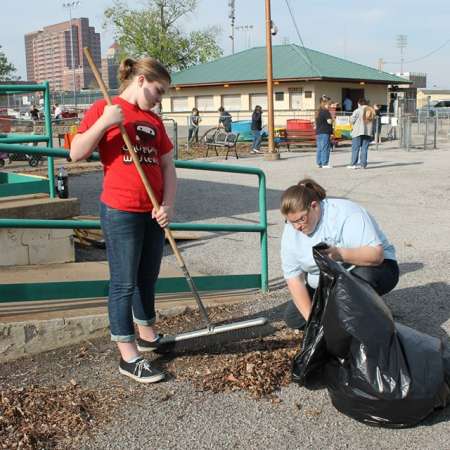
xmin=163 ymin=45 xmax=409 ymax=126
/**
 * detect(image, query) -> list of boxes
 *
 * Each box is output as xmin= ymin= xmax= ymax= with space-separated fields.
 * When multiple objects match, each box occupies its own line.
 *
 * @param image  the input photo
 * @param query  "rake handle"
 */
xmin=83 ymin=47 xmax=210 ymax=325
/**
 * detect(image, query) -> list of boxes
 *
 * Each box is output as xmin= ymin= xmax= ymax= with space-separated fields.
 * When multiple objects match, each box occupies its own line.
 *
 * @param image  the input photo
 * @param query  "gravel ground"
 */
xmin=5 ymin=142 xmax=450 ymax=449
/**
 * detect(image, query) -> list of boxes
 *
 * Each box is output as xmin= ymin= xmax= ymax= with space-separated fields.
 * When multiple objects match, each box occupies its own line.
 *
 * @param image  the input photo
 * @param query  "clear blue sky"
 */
xmin=1 ymin=0 xmax=449 ymax=88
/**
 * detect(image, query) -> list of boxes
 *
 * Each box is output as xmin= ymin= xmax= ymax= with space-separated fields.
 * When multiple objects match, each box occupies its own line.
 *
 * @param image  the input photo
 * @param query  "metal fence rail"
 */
xmin=0 ymin=144 xmax=269 ymax=302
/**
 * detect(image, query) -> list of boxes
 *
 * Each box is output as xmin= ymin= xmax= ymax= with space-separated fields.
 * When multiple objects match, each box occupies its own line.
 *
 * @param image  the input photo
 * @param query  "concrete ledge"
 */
xmin=0 ymin=314 xmax=109 ymax=363
xmin=0 ymin=291 xmax=256 ymax=363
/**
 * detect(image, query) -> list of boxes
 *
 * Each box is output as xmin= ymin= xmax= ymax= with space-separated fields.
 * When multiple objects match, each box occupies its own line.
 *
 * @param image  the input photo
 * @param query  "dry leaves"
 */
xmin=0 ymin=384 xmax=126 ymax=450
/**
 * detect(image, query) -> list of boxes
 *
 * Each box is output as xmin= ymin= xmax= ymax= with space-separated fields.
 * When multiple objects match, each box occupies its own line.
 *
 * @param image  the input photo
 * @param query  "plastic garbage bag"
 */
xmin=292 ymin=247 xmax=450 ymax=427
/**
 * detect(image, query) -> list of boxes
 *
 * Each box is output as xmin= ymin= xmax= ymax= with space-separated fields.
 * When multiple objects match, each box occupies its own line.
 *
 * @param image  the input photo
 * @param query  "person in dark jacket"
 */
xmin=315 ymin=97 xmax=333 ymax=168
xmin=188 ymin=107 xmax=201 ymax=144
xmin=251 ymin=105 xmax=263 ymax=154
xmin=218 ymin=106 xmax=232 ymax=132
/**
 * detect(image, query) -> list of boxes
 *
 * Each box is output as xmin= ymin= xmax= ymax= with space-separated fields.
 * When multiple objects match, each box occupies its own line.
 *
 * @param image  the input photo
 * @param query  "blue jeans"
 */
xmin=316 ymin=133 xmax=331 ymax=166
xmin=351 ymin=135 xmax=372 ymax=167
xmin=252 ymin=129 xmax=262 ymax=150
xmin=100 ymin=202 xmax=165 ymax=342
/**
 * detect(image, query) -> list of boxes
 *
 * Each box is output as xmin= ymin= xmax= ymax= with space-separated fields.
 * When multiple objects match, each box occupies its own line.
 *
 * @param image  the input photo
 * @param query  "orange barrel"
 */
xmin=286 ymin=119 xmax=314 ymax=131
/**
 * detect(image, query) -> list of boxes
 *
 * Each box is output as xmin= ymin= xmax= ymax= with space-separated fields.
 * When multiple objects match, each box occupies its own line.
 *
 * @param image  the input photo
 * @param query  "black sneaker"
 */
xmin=136 ymin=333 xmax=164 ymax=352
xmin=119 ymin=357 xmax=165 ymax=383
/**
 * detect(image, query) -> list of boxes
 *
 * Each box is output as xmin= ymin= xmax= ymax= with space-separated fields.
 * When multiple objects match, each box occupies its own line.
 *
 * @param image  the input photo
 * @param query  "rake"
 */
xmin=83 ymin=47 xmax=269 ymax=352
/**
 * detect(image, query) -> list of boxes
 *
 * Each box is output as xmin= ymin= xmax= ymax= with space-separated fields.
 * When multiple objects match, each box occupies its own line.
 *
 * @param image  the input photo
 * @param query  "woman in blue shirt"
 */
xmin=280 ymin=178 xmax=399 ymax=329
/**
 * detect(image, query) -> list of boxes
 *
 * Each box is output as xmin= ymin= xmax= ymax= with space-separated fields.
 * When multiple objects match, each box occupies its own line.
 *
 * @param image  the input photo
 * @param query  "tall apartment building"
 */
xmin=101 ymin=42 xmax=120 ymax=90
xmin=24 ymin=18 xmax=101 ymax=92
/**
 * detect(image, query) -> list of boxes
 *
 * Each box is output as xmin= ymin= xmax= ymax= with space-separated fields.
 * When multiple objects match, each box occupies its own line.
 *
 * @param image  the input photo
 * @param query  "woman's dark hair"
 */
xmin=118 ymin=57 xmax=171 ymax=93
xmin=280 ymin=178 xmax=327 ymax=215
xmin=358 ymin=98 xmax=367 ymax=106
xmin=253 ymin=105 xmax=262 ymax=113
xmin=192 ymin=107 xmax=199 ymax=114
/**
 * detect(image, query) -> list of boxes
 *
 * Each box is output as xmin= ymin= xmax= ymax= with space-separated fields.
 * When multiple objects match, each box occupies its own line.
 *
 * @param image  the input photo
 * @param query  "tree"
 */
xmin=0 ymin=45 xmax=17 ymax=81
xmin=104 ymin=0 xmax=223 ymax=72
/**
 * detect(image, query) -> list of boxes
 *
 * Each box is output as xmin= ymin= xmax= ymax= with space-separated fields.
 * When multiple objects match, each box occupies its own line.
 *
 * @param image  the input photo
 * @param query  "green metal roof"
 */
xmin=171 ymin=45 xmax=409 ymax=86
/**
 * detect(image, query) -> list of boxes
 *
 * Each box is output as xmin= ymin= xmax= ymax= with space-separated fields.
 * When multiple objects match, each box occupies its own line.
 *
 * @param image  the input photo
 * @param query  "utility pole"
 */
xmin=264 ymin=0 xmax=279 ymax=159
xmin=396 ymin=34 xmax=407 ymax=74
xmin=228 ymin=0 xmax=236 ymax=54
xmin=63 ymin=1 xmax=80 ymax=109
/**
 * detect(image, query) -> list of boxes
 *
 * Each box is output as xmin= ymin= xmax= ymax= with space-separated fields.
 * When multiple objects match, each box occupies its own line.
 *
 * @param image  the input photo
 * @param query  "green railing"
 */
xmin=0 ymin=82 xmax=56 ymax=197
xmin=0 ymin=144 xmax=268 ymax=301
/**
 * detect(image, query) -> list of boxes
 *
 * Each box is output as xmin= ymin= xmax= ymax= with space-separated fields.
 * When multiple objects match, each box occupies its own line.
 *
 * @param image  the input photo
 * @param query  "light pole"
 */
xmin=396 ymin=34 xmax=408 ymax=75
xmin=264 ymin=0 xmax=279 ymax=159
xmin=228 ymin=0 xmax=236 ymax=54
xmin=63 ymin=1 xmax=80 ymax=109
xmin=236 ymin=25 xmax=254 ymax=51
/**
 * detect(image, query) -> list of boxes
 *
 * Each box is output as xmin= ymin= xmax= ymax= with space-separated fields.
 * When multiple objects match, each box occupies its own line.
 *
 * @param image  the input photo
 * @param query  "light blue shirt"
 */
xmin=281 ymin=198 xmax=396 ymax=288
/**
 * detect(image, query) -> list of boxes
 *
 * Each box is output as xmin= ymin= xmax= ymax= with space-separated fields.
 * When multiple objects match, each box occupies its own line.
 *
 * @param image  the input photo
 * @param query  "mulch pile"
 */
xmin=0 ymin=303 xmax=303 ymax=448
xmin=0 ymin=383 xmax=126 ymax=449
xmin=158 ymin=304 xmax=303 ymax=400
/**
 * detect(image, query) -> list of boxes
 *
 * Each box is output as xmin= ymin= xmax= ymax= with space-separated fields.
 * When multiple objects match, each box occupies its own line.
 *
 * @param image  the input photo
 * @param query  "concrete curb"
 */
xmin=0 ymin=294 xmax=251 ymax=363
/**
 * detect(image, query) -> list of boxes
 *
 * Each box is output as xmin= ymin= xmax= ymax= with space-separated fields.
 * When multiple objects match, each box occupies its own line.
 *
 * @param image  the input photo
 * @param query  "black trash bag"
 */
xmin=292 ymin=247 xmax=450 ymax=427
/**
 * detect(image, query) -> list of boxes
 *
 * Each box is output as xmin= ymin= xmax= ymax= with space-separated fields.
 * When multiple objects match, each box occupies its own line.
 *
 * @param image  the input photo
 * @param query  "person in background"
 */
xmin=280 ymin=178 xmax=399 ymax=330
xmin=315 ymin=97 xmax=333 ymax=168
xmin=343 ymin=95 xmax=353 ymax=113
xmin=30 ymin=104 xmax=40 ymax=121
xmin=373 ymin=103 xmax=383 ymax=143
xmin=70 ymin=55 xmax=176 ymax=384
xmin=348 ymin=98 xmax=375 ymax=169
xmin=188 ymin=107 xmax=201 ymax=144
xmin=54 ymin=103 xmax=63 ymax=121
xmin=218 ymin=106 xmax=232 ymax=132
xmin=250 ymin=105 xmax=263 ymax=154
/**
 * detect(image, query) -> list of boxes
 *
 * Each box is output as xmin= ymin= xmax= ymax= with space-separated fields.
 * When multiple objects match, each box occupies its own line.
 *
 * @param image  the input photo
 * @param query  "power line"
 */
xmin=384 ymin=38 xmax=450 ymax=65
xmin=284 ymin=0 xmax=321 ymax=76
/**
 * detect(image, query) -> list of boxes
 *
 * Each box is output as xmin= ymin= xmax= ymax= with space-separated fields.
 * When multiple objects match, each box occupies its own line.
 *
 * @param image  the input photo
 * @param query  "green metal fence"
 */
xmin=0 ymin=82 xmax=56 ymax=197
xmin=0 ymin=144 xmax=268 ymax=302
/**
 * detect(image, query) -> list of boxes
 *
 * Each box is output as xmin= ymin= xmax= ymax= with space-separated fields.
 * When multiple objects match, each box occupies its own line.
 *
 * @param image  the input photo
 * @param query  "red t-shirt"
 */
xmin=77 ymin=97 xmax=173 ymax=212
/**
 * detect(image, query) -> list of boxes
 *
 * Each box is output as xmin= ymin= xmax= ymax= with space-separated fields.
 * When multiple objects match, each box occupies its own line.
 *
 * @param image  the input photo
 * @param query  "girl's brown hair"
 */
xmin=280 ymin=178 xmax=327 ymax=215
xmin=315 ymin=97 xmax=329 ymax=118
xmin=118 ymin=57 xmax=171 ymax=93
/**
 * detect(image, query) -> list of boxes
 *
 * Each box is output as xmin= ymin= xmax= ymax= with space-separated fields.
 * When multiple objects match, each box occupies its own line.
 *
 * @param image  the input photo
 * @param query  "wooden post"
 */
xmin=264 ymin=0 xmax=280 ymax=160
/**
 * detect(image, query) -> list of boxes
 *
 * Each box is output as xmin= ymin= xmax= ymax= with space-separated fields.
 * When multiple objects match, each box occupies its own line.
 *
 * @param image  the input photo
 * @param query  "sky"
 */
xmin=1 ymin=0 xmax=449 ymax=88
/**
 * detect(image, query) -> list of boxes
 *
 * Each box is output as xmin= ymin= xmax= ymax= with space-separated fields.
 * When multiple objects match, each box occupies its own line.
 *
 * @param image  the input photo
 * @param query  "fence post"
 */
xmin=424 ymin=116 xmax=429 ymax=150
xmin=186 ymin=115 xmax=190 ymax=154
xmin=406 ymin=116 xmax=411 ymax=151
xmin=433 ymin=115 xmax=438 ymax=149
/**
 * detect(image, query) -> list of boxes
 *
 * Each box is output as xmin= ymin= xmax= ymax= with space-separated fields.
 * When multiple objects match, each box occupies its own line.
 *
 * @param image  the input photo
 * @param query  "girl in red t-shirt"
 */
xmin=71 ymin=57 xmax=176 ymax=384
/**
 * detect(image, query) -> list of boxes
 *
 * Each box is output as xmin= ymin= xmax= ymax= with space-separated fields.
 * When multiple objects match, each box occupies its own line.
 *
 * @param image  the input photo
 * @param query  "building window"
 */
xmin=290 ymin=92 xmax=303 ymax=110
xmin=222 ymin=94 xmax=242 ymax=111
xmin=250 ymin=93 xmax=267 ymax=110
xmin=196 ymin=95 xmax=215 ymax=112
xmin=304 ymin=91 xmax=312 ymax=98
xmin=275 ymin=92 xmax=284 ymax=101
xmin=171 ymin=96 xmax=188 ymax=112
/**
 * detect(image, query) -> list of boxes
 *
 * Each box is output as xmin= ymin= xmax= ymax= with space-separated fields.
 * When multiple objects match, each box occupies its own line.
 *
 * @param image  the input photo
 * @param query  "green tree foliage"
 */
xmin=0 ymin=45 xmax=17 ymax=81
xmin=104 ymin=0 xmax=223 ymax=72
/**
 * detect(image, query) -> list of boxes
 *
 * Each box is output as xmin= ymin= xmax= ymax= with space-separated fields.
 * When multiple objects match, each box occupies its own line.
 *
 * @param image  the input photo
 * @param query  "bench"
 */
xmin=205 ymin=130 xmax=240 ymax=159
xmin=275 ymin=129 xmax=316 ymax=151
xmin=276 ymin=129 xmax=338 ymax=151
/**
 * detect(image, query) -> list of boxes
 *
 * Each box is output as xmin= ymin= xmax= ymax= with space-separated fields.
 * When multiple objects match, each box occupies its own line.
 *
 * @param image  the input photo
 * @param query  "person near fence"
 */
xmin=280 ymin=178 xmax=399 ymax=330
xmin=70 ymin=56 xmax=176 ymax=384
xmin=348 ymin=98 xmax=375 ymax=169
xmin=374 ymin=103 xmax=383 ymax=143
xmin=188 ymin=107 xmax=201 ymax=144
xmin=54 ymin=103 xmax=63 ymax=121
xmin=315 ymin=97 xmax=333 ymax=168
xmin=29 ymin=104 xmax=40 ymax=121
xmin=218 ymin=106 xmax=232 ymax=132
xmin=251 ymin=105 xmax=263 ymax=154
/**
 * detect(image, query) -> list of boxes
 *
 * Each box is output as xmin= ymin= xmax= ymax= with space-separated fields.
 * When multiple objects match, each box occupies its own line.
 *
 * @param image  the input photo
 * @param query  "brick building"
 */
xmin=24 ymin=18 xmax=101 ymax=92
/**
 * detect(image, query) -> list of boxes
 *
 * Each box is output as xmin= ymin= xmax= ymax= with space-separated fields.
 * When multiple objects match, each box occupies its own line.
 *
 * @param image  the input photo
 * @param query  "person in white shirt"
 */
xmin=54 ymin=104 xmax=63 ymax=121
xmin=280 ymin=178 xmax=399 ymax=329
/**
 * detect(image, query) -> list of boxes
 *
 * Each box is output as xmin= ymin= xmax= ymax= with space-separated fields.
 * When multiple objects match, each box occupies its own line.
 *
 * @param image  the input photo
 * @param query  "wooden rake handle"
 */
xmin=83 ymin=47 xmax=184 ymax=267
